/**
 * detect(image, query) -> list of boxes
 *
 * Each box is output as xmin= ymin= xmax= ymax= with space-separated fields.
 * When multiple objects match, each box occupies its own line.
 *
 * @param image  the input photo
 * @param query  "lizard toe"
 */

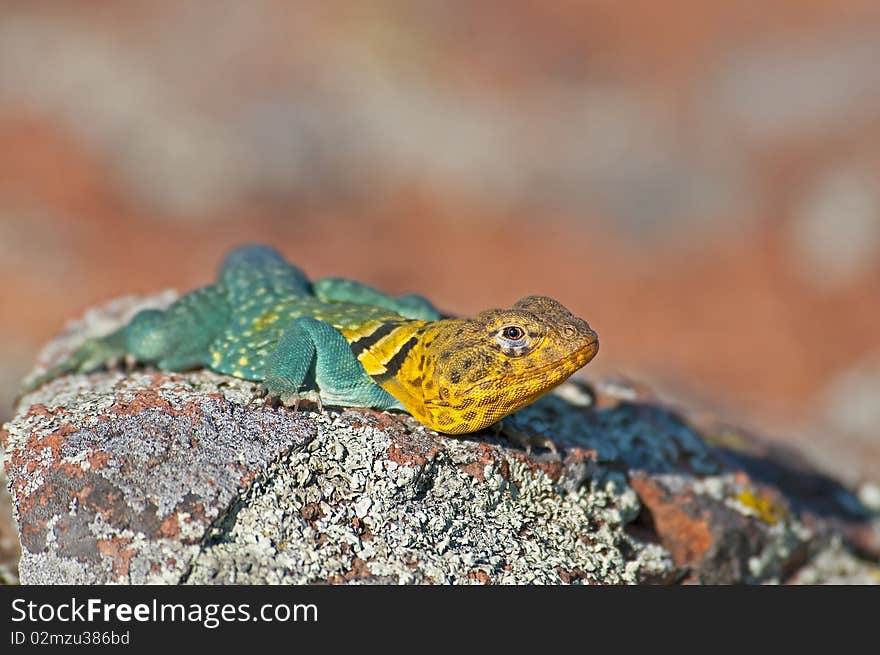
xmin=280 ymin=392 xmax=300 ymax=409
xmin=245 ymin=390 xmax=264 ymax=409
xmin=279 ymin=390 xmax=323 ymax=412
xmin=497 ymin=419 xmax=559 ymax=456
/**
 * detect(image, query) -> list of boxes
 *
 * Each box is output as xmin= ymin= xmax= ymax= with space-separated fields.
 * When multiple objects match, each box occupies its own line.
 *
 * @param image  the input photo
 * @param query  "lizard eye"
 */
xmin=496 ymin=325 xmax=530 ymax=353
xmin=494 ymin=323 xmax=539 ymax=356
xmin=501 ymin=326 xmax=525 ymax=341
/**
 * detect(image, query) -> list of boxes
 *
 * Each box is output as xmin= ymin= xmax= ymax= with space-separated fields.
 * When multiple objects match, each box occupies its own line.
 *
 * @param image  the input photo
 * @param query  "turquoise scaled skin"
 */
xmin=23 ymin=245 xmax=440 ymax=412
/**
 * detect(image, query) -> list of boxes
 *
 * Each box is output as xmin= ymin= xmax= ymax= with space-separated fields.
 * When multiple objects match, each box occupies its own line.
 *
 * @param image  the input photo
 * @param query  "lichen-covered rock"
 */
xmin=0 ymin=468 xmax=19 ymax=584
xmin=2 ymin=295 xmax=878 ymax=584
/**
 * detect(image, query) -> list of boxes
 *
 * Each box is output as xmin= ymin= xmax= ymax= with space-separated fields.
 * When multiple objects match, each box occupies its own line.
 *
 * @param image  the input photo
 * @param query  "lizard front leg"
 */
xmin=261 ymin=316 xmax=403 ymax=411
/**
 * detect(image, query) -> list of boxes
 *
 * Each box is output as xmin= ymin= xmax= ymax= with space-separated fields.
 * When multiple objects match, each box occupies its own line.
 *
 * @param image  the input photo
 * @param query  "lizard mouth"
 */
xmin=454 ymin=336 xmax=599 ymax=399
xmin=519 ymin=338 xmax=599 ymax=382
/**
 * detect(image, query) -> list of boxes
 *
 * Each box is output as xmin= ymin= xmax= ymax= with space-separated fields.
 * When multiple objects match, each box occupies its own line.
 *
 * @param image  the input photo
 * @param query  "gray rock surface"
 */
xmin=2 ymin=294 xmax=878 ymax=584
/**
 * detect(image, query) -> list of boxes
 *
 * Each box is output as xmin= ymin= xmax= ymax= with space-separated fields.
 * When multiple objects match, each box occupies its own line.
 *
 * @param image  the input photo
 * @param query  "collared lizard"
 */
xmin=22 ymin=245 xmax=599 ymax=435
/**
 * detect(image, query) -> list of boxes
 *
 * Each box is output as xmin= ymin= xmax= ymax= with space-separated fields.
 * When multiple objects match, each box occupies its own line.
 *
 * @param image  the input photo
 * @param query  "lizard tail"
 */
xmin=17 ymin=327 xmax=128 ymax=399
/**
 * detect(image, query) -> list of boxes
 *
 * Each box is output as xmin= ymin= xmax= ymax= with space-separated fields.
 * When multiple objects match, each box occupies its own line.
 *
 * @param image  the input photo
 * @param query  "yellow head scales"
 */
xmin=350 ymin=295 xmax=598 ymax=434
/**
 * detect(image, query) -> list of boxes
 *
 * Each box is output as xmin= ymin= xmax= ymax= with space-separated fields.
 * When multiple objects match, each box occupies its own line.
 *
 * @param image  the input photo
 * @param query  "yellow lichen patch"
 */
xmin=736 ymin=489 xmax=786 ymax=525
xmin=703 ymin=428 xmax=760 ymax=455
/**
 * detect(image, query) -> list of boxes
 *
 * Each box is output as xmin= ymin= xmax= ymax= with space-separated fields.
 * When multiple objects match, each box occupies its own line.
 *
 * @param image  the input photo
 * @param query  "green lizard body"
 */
xmin=23 ymin=245 xmax=599 ymax=434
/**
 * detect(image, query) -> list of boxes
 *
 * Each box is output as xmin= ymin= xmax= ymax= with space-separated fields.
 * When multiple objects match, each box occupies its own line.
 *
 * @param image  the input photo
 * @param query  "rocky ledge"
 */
xmin=2 ymin=294 xmax=879 ymax=584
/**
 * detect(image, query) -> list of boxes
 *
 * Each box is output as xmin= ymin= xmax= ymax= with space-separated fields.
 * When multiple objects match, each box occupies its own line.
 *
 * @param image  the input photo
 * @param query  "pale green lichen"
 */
xmin=185 ymin=414 xmax=673 ymax=584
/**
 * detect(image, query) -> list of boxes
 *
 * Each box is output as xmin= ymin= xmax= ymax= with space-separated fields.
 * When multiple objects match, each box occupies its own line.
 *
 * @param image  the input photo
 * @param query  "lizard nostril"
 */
xmin=562 ymin=325 xmax=576 ymax=339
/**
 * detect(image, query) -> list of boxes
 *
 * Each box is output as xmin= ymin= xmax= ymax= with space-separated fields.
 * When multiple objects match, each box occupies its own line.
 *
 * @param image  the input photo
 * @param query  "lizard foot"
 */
xmin=245 ymin=385 xmax=268 ymax=409
xmin=492 ymin=420 xmax=558 ymax=456
xmin=280 ymin=390 xmax=324 ymax=413
xmin=256 ymin=380 xmax=325 ymax=414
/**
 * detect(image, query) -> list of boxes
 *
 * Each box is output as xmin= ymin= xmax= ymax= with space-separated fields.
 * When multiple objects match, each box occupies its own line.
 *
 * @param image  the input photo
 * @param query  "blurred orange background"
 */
xmin=1 ymin=0 xmax=878 ymax=484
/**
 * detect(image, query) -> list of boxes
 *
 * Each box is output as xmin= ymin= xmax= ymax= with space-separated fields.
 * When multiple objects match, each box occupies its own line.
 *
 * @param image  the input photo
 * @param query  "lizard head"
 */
xmin=386 ymin=296 xmax=598 ymax=434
